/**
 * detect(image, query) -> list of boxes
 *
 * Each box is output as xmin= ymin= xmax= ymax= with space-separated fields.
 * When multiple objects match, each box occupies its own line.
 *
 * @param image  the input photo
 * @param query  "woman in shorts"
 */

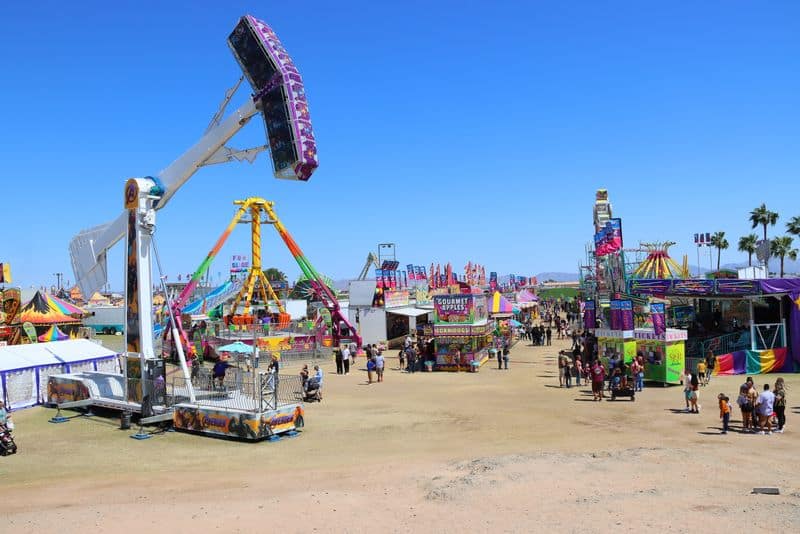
xmin=737 ymin=382 xmax=754 ymax=432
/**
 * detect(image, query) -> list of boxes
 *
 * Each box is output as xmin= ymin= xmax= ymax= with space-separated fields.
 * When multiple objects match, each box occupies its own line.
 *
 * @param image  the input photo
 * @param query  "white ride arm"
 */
xmin=70 ymin=99 xmax=258 ymax=297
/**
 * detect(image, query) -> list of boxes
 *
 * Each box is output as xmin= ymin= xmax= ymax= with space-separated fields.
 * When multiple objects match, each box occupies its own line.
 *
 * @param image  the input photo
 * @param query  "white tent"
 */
xmin=0 ymin=340 xmax=120 ymax=409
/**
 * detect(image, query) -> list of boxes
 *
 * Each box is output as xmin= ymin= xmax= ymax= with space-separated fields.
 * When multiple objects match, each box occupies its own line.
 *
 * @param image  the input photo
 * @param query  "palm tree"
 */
xmin=737 ymin=234 xmax=758 ymax=267
xmin=262 ymin=267 xmax=287 ymax=282
xmin=787 ymin=215 xmax=800 ymax=237
xmin=749 ymin=203 xmax=779 ymax=242
xmin=709 ymin=231 xmax=729 ymax=272
xmin=770 ymin=236 xmax=798 ymax=278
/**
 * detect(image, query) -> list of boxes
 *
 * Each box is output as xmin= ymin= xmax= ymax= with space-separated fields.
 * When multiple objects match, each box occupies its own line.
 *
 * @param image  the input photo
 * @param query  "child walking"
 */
xmin=718 ymin=393 xmax=731 ymax=434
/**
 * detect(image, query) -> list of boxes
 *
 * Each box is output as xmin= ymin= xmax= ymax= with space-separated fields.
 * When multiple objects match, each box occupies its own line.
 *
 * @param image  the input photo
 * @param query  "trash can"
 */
xmin=120 ymin=411 xmax=132 ymax=430
xmin=470 ymin=361 xmax=480 ymax=373
xmin=425 ymin=361 xmax=434 ymax=372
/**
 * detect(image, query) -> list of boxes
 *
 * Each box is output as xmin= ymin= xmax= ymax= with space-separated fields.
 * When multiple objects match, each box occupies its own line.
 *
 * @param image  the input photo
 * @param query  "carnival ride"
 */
xmin=357 ymin=252 xmax=379 ymax=281
xmin=168 ymin=197 xmax=359 ymax=359
xmin=632 ymin=242 xmax=689 ymax=279
xmin=58 ymin=14 xmax=319 ymax=440
xmin=259 ymin=199 xmax=360 ymax=347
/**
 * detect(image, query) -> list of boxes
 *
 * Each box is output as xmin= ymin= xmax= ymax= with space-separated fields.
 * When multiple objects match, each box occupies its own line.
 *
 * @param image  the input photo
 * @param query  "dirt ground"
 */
xmin=2 ymin=336 xmax=799 ymax=533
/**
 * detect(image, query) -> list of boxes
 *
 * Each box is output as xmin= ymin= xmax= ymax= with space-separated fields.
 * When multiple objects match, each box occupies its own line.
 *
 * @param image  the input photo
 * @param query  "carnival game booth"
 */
xmin=0 ymin=339 xmax=120 ymax=409
xmin=634 ymin=328 xmax=687 ymax=385
xmin=431 ymin=294 xmax=491 ymax=371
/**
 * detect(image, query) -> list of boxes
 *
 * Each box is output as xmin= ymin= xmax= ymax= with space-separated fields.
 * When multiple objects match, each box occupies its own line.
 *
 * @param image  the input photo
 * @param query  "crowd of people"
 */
xmin=717 ymin=376 xmax=787 ymax=435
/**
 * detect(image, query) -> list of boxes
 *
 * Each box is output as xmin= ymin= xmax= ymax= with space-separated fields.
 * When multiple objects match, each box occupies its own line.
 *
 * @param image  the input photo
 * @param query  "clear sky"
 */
xmin=1 ymin=1 xmax=798 ymax=291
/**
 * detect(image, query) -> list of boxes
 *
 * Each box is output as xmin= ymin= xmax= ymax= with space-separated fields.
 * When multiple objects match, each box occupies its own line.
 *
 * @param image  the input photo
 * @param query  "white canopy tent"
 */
xmin=0 ymin=340 xmax=120 ymax=409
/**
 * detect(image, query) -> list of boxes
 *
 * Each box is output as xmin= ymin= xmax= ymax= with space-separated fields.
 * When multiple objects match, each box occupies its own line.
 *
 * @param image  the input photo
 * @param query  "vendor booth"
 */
xmin=634 ymin=328 xmax=687 ymax=385
xmin=595 ymin=328 xmax=637 ymax=366
xmin=347 ymin=281 xmax=432 ymax=347
xmin=431 ymin=294 xmax=491 ymax=371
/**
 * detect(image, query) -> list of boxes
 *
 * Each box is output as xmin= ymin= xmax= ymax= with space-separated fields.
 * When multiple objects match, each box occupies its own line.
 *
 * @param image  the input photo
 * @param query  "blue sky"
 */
xmin=1 ymin=1 xmax=798 ymax=291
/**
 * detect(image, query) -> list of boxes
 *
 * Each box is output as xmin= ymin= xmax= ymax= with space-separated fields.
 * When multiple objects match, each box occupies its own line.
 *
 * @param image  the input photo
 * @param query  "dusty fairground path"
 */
xmin=2 ymin=336 xmax=799 ymax=533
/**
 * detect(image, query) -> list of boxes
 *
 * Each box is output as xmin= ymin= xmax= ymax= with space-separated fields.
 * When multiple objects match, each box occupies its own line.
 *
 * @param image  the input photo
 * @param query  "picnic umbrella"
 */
xmin=216 ymin=341 xmax=253 ymax=353
xmin=509 ymin=319 xmax=523 ymax=327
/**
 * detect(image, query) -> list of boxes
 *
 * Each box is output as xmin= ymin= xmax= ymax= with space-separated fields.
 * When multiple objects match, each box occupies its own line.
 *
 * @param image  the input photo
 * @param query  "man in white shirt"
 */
xmin=375 ymin=350 xmax=385 ymax=382
xmin=756 ymin=383 xmax=775 ymax=434
xmin=341 ymin=345 xmax=351 ymax=375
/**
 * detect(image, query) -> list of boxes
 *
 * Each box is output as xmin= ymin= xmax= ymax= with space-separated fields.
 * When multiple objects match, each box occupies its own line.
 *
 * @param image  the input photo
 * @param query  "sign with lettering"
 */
xmin=384 ymin=290 xmax=410 ymax=308
xmin=433 ymin=294 xmax=475 ymax=324
xmin=173 ymin=403 xmax=304 ymax=440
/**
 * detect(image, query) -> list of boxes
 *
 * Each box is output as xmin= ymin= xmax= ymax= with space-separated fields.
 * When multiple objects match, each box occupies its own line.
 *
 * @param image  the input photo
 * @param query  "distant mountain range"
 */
xmin=535 ymin=272 xmax=579 ymax=283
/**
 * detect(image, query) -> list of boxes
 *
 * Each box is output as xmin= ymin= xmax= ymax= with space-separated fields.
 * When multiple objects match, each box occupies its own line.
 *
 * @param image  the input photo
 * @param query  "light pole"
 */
xmin=693 ymin=233 xmax=710 ymax=277
xmin=53 ymin=272 xmax=63 ymax=290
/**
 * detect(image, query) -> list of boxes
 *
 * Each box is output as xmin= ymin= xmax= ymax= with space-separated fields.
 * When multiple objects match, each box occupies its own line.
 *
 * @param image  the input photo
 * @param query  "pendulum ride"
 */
xmin=56 ymin=14 xmax=321 ymax=441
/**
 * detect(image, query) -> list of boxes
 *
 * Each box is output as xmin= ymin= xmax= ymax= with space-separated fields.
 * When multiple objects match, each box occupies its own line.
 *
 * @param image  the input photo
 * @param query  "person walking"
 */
xmin=497 ymin=345 xmax=503 ymax=369
xmin=689 ymin=372 xmax=700 ymax=413
xmin=634 ymin=352 xmax=645 ymax=391
xmin=591 ymin=360 xmax=605 ymax=401
xmin=558 ymin=353 xmax=567 ymax=387
xmin=546 ymin=327 xmax=552 ymax=346
xmin=564 ymin=359 xmax=573 ymax=388
xmin=746 ymin=378 xmax=759 ymax=430
xmin=705 ymin=350 xmax=716 ymax=384
xmin=366 ymin=357 xmax=376 ymax=384
xmin=375 ymin=350 xmax=385 ymax=383
xmin=756 ymin=383 xmax=775 ymax=435
xmin=341 ymin=345 xmax=351 ymax=375
xmin=697 ymin=359 xmax=707 ymax=387
xmin=335 ymin=348 xmax=344 ymax=375
xmin=718 ymin=393 xmax=731 ymax=434
xmin=737 ymin=380 xmax=754 ymax=432
xmin=406 ymin=346 xmax=417 ymax=373
xmin=773 ymin=377 xmax=786 ymax=433
xmin=683 ymin=369 xmax=693 ymax=412
xmin=630 ymin=356 xmax=643 ymax=392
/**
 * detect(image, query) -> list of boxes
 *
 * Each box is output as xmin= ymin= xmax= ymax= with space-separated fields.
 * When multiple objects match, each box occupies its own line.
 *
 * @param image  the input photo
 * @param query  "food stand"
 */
xmin=595 ymin=328 xmax=637 ymax=366
xmin=431 ymin=294 xmax=491 ymax=371
xmin=634 ymin=328 xmax=687 ymax=385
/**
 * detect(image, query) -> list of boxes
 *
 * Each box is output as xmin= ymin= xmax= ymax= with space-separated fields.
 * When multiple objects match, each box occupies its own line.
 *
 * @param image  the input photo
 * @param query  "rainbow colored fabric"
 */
xmin=19 ymin=291 xmax=85 ymax=324
xmin=490 ymin=292 xmax=514 ymax=313
xmin=37 ymin=324 xmax=69 ymax=342
xmin=713 ymin=348 xmax=793 ymax=376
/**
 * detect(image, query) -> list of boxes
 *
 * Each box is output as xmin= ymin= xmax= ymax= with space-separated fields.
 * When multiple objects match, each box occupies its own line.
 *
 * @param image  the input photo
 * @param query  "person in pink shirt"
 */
xmin=591 ymin=360 xmax=606 ymax=401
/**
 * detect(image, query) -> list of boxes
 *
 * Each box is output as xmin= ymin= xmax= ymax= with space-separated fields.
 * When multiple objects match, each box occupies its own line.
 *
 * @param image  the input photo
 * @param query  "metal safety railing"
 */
xmin=124 ymin=377 xmax=176 ymax=413
xmin=685 ymin=330 xmax=751 ymax=359
xmin=753 ymin=323 xmax=786 ymax=350
xmin=171 ymin=370 xmax=305 ymax=413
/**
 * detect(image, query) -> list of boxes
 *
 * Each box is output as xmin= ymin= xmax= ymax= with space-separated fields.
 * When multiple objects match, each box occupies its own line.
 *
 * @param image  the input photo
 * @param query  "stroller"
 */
xmin=609 ymin=370 xmax=635 ymax=402
xmin=0 ymin=424 xmax=17 ymax=456
xmin=303 ymin=378 xmax=322 ymax=402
